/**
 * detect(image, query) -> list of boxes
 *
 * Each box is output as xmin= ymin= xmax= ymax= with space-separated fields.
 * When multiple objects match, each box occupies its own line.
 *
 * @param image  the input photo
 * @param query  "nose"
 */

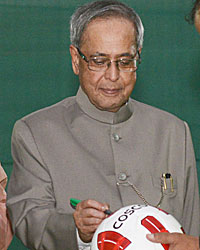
xmin=104 ymin=61 xmax=120 ymax=82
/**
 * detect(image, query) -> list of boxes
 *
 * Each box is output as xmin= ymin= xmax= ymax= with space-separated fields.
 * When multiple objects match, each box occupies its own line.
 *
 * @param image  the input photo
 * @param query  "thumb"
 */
xmin=146 ymin=232 xmax=175 ymax=244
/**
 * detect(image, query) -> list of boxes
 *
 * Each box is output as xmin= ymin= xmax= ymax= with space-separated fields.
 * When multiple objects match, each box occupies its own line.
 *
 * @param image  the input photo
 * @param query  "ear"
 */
xmin=69 ymin=45 xmax=80 ymax=75
xmin=137 ymin=48 xmax=142 ymax=63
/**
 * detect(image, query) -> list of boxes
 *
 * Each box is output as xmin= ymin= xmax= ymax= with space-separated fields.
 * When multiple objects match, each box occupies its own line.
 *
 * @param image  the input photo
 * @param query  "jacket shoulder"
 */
xmin=131 ymin=99 xmax=186 ymax=129
xmin=22 ymin=96 xmax=75 ymax=122
xmin=13 ymin=96 xmax=77 ymax=135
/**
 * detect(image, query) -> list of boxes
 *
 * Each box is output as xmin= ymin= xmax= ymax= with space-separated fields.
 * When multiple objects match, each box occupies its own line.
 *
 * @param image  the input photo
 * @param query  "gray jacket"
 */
xmin=7 ymin=87 xmax=200 ymax=249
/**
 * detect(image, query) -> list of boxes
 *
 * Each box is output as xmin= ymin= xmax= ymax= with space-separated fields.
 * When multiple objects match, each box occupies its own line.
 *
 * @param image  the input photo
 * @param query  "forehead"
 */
xmin=80 ymin=17 xmax=136 ymax=54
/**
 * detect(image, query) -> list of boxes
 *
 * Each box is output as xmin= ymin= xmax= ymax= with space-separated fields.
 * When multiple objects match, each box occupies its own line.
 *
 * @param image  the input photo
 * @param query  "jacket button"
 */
xmin=113 ymin=133 xmax=120 ymax=142
xmin=118 ymin=172 xmax=127 ymax=181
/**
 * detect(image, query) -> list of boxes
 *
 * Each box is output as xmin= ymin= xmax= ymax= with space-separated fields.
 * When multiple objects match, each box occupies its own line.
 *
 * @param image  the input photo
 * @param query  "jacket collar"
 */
xmin=76 ymin=87 xmax=133 ymax=125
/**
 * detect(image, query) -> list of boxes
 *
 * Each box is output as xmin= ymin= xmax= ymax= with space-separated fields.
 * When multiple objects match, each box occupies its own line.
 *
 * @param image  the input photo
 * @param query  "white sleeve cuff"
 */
xmin=76 ymin=228 xmax=91 ymax=250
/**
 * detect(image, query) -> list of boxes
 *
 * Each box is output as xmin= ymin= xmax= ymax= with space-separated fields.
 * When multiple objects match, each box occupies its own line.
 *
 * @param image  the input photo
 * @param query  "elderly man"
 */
xmin=147 ymin=0 xmax=200 ymax=249
xmin=7 ymin=0 xmax=199 ymax=249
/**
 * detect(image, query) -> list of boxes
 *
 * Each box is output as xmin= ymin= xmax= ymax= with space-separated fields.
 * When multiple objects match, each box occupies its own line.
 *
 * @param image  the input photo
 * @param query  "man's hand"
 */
xmin=146 ymin=232 xmax=199 ymax=250
xmin=73 ymin=199 xmax=109 ymax=243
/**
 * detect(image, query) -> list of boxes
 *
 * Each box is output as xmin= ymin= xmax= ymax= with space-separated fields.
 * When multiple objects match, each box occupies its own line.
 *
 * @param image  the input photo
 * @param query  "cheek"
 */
xmin=122 ymin=74 xmax=137 ymax=97
xmin=80 ymin=70 xmax=103 ymax=89
xmin=79 ymin=70 xmax=103 ymax=93
xmin=124 ymin=73 xmax=137 ymax=89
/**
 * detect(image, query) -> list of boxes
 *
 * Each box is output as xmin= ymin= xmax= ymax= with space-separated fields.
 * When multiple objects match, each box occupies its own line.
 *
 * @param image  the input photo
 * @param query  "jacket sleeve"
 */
xmin=7 ymin=120 xmax=78 ymax=250
xmin=181 ymin=122 xmax=200 ymax=236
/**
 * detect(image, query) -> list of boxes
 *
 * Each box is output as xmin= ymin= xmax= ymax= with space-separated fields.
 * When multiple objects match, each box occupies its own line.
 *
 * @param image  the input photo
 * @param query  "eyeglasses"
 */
xmin=77 ymin=47 xmax=141 ymax=72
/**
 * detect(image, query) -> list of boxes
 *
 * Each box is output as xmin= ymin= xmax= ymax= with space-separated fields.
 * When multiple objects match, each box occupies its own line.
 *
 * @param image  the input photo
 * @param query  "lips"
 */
xmin=100 ymin=88 xmax=121 ymax=95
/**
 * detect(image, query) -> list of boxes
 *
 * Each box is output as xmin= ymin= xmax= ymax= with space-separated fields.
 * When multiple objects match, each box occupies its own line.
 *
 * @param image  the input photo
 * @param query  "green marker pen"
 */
xmin=70 ymin=198 xmax=81 ymax=209
xmin=70 ymin=198 xmax=112 ymax=215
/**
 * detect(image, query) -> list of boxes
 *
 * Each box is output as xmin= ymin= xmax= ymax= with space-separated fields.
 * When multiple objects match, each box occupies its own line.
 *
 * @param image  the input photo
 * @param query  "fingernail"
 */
xmin=147 ymin=234 xmax=155 ymax=240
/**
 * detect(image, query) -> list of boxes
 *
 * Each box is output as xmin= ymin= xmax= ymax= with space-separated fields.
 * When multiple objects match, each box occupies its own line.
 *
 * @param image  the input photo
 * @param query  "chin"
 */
xmin=97 ymin=102 xmax=123 ymax=112
xmin=92 ymin=95 xmax=125 ymax=112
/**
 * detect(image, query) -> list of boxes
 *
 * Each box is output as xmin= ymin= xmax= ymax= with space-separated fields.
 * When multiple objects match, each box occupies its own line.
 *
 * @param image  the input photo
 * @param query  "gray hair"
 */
xmin=70 ymin=0 xmax=144 ymax=49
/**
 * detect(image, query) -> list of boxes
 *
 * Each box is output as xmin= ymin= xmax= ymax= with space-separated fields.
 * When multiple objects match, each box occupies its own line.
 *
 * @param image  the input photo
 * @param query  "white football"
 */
xmin=91 ymin=204 xmax=184 ymax=250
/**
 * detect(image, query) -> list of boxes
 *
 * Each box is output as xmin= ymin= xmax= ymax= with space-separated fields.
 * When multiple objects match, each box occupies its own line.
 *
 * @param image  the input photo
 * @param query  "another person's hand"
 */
xmin=73 ymin=199 xmax=109 ymax=243
xmin=146 ymin=232 xmax=199 ymax=250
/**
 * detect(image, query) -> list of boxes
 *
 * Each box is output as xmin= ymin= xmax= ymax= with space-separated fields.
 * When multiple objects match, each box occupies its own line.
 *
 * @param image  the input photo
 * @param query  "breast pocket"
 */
xmin=151 ymin=175 xmax=177 ymax=198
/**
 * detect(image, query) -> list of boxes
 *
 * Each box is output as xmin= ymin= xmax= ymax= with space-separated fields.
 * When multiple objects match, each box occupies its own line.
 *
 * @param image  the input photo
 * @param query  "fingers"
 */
xmin=75 ymin=199 xmax=109 ymax=223
xmin=73 ymin=199 xmax=109 ymax=243
xmin=146 ymin=233 xmax=199 ymax=250
xmin=77 ymin=199 xmax=109 ymax=214
xmin=146 ymin=232 xmax=180 ymax=244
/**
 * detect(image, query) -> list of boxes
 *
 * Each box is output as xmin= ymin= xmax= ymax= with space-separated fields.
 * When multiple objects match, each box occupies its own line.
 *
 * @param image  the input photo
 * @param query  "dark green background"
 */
xmin=0 ymin=0 xmax=199 ymax=249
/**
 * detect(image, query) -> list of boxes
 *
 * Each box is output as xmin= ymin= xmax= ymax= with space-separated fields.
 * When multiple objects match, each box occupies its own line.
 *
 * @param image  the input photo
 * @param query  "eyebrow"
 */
xmin=90 ymin=52 xmax=135 ymax=58
xmin=90 ymin=52 xmax=108 ymax=58
xmin=119 ymin=52 xmax=135 ymax=57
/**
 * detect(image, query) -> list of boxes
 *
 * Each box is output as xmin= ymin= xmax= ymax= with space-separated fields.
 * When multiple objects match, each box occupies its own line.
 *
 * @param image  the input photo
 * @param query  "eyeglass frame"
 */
xmin=76 ymin=47 xmax=141 ymax=72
